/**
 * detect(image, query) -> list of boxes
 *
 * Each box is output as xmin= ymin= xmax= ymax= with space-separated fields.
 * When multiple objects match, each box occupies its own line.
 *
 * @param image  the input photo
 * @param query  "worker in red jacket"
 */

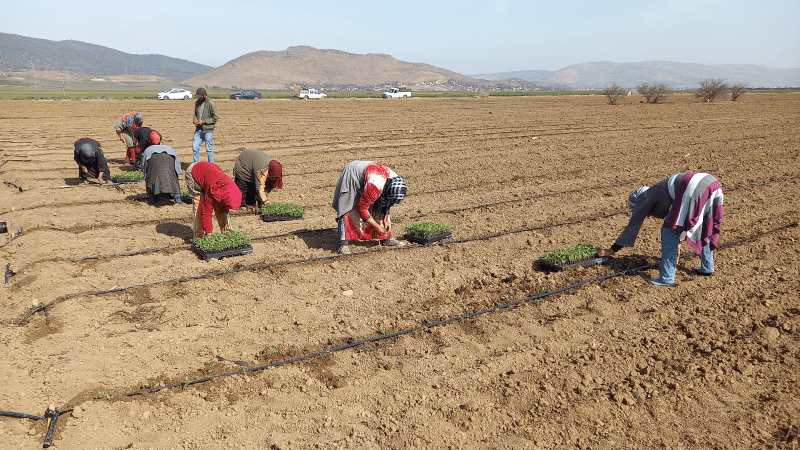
xmin=184 ymin=162 xmax=242 ymax=237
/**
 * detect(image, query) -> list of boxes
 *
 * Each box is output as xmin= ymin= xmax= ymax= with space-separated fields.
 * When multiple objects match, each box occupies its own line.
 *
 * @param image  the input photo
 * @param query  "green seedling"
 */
xmin=99 ymin=391 xmax=111 ymax=400
xmin=270 ymin=347 xmax=277 ymax=355
xmin=539 ymin=244 xmax=599 ymax=265
xmin=404 ymin=222 xmax=452 ymax=237
xmin=113 ymin=170 xmax=144 ymax=181
xmin=501 ymin=295 xmax=509 ymax=301
xmin=329 ymin=337 xmax=337 ymax=345
xmin=205 ymin=362 xmax=216 ymax=373
xmin=191 ymin=232 xmax=252 ymax=252
xmin=183 ymin=376 xmax=189 ymax=389
xmin=379 ymin=325 xmax=386 ymax=335
xmin=261 ymin=203 xmax=305 ymax=217
xmin=364 ymin=345 xmax=371 ymax=355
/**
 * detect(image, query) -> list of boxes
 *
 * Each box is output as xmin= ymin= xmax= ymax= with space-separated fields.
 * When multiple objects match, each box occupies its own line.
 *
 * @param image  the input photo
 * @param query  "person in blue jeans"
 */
xmin=598 ymin=172 xmax=724 ymax=286
xmin=192 ymin=87 xmax=219 ymax=163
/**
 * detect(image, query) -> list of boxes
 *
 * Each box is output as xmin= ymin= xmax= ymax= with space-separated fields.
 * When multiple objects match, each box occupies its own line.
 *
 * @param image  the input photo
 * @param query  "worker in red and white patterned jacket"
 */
xmin=184 ymin=162 xmax=242 ymax=238
xmin=114 ymin=113 xmax=143 ymax=166
xmin=332 ymin=160 xmax=407 ymax=254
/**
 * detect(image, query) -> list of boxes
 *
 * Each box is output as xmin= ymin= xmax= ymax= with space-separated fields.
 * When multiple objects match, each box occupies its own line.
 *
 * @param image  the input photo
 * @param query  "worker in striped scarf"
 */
xmin=332 ymin=161 xmax=407 ymax=255
xmin=598 ymin=172 xmax=724 ymax=286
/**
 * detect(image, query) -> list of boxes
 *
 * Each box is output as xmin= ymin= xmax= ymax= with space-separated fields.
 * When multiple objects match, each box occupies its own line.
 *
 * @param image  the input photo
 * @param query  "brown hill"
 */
xmin=185 ymin=45 xmax=490 ymax=91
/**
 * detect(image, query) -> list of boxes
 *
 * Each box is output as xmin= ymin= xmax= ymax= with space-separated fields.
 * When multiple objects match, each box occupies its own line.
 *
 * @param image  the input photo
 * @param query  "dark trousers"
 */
xmin=234 ymin=177 xmax=261 ymax=208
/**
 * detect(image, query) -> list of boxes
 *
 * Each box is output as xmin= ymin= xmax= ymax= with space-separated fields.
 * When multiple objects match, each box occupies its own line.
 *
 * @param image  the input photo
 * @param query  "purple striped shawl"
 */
xmin=664 ymin=172 xmax=724 ymax=253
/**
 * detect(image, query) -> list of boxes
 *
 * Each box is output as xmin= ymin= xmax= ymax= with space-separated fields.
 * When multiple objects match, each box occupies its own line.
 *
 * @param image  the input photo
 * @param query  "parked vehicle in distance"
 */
xmin=382 ymin=87 xmax=411 ymax=99
xmin=229 ymin=90 xmax=262 ymax=100
xmin=157 ymin=88 xmax=193 ymax=100
xmin=294 ymin=87 xmax=327 ymax=99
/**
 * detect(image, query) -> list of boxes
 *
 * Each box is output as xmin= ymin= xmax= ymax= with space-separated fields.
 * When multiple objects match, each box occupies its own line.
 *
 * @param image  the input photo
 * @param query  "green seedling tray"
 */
xmin=191 ymin=244 xmax=253 ymax=262
xmin=261 ymin=213 xmax=304 ymax=222
xmin=404 ymin=231 xmax=452 ymax=246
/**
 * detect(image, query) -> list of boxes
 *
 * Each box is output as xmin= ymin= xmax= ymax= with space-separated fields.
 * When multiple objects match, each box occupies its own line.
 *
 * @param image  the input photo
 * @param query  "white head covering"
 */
xmin=628 ymin=186 xmax=650 ymax=211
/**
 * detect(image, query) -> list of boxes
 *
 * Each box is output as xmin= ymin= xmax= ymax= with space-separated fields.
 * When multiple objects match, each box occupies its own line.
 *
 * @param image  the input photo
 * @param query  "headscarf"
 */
xmin=628 ymin=186 xmax=650 ymax=211
xmin=149 ymin=130 xmax=162 ymax=145
xmin=221 ymin=183 xmax=243 ymax=212
xmin=268 ymin=160 xmax=283 ymax=189
xmin=75 ymin=138 xmax=98 ymax=164
xmin=124 ymin=115 xmax=134 ymax=127
xmin=134 ymin=113 xmax=143 ymax=125
xmin=376 ymin=176 xmax=406 ymax=219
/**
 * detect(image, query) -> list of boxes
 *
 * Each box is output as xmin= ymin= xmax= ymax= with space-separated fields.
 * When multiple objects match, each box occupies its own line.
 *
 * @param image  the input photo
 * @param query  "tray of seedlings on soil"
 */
xmin=403 ymin=222 xmax=453 ymax=245
xmin=180 ymin=189 xmax=193 ymax=204
xmin=112 ymin=170 xmax=145 ymax=184
xmin=261 ymin=203 xmax=305 ymax=222
xmin=537 ymin=244 xmax=609 ymax=272
xmin=191 ymin=232 xmax=253 ymax=261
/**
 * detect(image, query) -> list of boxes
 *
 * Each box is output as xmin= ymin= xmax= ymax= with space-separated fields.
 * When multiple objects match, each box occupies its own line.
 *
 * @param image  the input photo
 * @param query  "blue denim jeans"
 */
xmin=654 ymin=227 xmax=715 ymax=284
xmin=192 ymin=129 xmax=214 ymax=163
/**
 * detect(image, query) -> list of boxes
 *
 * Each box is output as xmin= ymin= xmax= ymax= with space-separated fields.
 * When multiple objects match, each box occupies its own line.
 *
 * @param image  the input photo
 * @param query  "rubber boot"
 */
xmin=172 ymin=189 xmax=184 ymax=205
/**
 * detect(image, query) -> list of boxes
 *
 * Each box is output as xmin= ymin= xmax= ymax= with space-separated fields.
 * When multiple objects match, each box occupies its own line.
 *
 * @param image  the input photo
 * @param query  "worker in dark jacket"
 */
xmin=232 ymin=149 xmax=283 ymax=209
xmin=133 ymin=127 xmax=161 ymax=170
xmin=192 ymin=88 xmax=219 ymax=163
xmin=73 ymin=138 xmax=110 ymax=184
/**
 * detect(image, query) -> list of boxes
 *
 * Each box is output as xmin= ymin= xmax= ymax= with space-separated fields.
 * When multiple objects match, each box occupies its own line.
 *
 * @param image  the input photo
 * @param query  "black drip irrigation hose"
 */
xmin=18 ymin=208 xmax=631 ymax=324
xmin=19 ymin=302 xmax=50 ymax=326
xmin=5 ymin=262 xmax=17 ymax=284
xmin=3 ymin=181 xmax=24 ymax=192
xmin=411 ymin=180 xmax=635 ymax=219
xmin=0 ymin=410 xmax=46 ymax=421
xmin=0 ymin=226 xmax=23 ymax=249
xmin=121 ymin=222 xmax=798 ymax=398
xmin=0 ymin=407 xmax=72 ymax=448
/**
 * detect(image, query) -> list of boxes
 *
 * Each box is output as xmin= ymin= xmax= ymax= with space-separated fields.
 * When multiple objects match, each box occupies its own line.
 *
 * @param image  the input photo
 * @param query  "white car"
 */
xmin=294 ymin=88 xmax=327 ymax=99
xmin=157 ymin=88 xmax=193 ymax=100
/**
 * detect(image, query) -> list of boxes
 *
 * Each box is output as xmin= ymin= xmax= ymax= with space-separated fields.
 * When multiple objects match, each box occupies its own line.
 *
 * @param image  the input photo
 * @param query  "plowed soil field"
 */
xmin=1 ymin=94 xmax=799 ymax=449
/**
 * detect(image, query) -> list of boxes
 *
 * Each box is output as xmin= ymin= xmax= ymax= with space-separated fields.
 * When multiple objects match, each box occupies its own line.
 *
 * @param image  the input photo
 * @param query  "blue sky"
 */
xmin=1 ymin=0 xmax=798 ymax=73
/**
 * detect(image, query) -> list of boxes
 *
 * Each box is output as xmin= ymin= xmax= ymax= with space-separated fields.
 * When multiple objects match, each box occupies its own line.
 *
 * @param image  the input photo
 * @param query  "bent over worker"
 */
xmin=141 ymin=136 xmax=183 ymax=206
xmin=598 ymin=172 xmax=724 ymax=286
xmin=185 ymin=162 xmax=242 ymax=238
xmin=233 ymin=149 xmax=283 ymax=209
xmin=332 ymin=160 xmax=407 ymax=255
xmin=73 ymin=138 xmax=110 ymax=184
xmin=133 ymin=126 xmax=161 ymax=171
xmin=114 ymin=113 xmax=143 ymax=166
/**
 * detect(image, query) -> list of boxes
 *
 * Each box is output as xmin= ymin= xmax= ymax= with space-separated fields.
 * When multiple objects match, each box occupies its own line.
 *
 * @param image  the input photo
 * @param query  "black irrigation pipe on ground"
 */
xmin=121 ymin=222 xmax=798 ymax=398
xmin=17 ymin=208 xmax=632 ymax=324
xmin=411 ymin=180 xmax=636 ymax=219
xmin=0 ymin=407 xmax=73 ymax=448
xmin=0 ymin=226 xmax=23 ymax=249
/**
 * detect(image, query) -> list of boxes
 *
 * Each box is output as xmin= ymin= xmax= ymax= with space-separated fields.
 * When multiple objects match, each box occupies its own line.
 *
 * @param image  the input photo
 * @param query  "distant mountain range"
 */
xmin=474 ymin=62 xmax=800 ymax=89
xmin=0 ymin=32 xmax=211 ymax=81
xmin=185 ymin=46 xmax=543 ymax=91
xmin=1 ymin=33 xmax=798 ymax=90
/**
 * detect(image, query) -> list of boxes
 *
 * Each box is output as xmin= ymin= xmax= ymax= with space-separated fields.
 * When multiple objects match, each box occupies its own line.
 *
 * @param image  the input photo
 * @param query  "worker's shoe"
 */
xmin=381 ymin=237 xmax=405 ymax=247
xmin=338 ymin=244 xmax=351 ymax=255
xmin=646 ymin=278 xmax=674 ymax=287
xmin=692 ymin=267 xmax=715 ymax=277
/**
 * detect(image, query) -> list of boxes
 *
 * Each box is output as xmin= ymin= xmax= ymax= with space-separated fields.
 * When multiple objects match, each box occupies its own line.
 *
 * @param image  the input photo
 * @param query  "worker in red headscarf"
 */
xmin=184 ymin=162 xmax=242 ymax=237
xmin=232 ymin=149 xmax=283 ymax=210
xmin=133 ymin=126 xmax=161 ymax=170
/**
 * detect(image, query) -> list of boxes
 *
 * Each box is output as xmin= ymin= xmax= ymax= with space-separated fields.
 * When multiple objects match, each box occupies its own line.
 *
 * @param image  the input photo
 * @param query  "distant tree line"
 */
xmin=603 ymin=78 xmax=748 ymax=104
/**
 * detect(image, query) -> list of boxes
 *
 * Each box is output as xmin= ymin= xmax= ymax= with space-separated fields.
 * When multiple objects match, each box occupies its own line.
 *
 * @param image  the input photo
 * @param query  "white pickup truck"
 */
xmin=294 ymin=87 xmax=327 ymax=99
xmin=382 ymin=87 xmax=411 ymax=99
